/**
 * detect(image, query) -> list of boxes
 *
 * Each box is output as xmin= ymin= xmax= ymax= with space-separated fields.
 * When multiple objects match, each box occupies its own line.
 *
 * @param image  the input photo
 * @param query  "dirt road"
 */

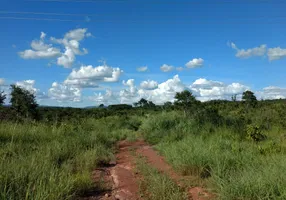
xmin=82 ymin=139 xmax=213 ymax=200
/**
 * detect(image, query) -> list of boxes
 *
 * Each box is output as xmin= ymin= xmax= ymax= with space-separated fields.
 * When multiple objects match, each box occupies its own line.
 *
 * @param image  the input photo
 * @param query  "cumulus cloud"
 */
xmin=229 ymin=42 xmax=267 ymax=58
xmin=15 ymin=80 xmax=48 ymax=100
xmin=190 ymin=78 xmax=249 ymax=101
xmin=19 ymin=32 xmax=61 ymax=59
xmin=140 ymin=80 xmax=158 ymax=90
xmin=267 ymin=47 xmax=286 ymax=61
xmin=185 ymin=58 xmax=204 ymax=68
xmin=40 ymin=32 xmax=46 ymax=40
xmin=48 ymin=82 xmax=81 ymax=102
xmin=138 ymin=75 xmax=187 ymax=104
xmin=160 ymin=64 xmax=174 ymax=72
xmin=137 ymin=66 xmax=148 ymax=72
xmin=120 ymin=79 xmax=139 ymax=104
xmin=89 ymin=89 xmax=119 ymax=105
xmin=256 ymin=86 xmax=286 ymax=100
xmin=19 ymin=28 xmax=91 ymax=68
xmin=64 ymin=65 xmax=123 ymax=88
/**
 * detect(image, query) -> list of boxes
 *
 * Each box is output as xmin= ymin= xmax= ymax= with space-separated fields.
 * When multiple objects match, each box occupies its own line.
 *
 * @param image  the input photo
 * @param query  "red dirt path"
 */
xmin=83 ymin=139 xmax=213 ymax=200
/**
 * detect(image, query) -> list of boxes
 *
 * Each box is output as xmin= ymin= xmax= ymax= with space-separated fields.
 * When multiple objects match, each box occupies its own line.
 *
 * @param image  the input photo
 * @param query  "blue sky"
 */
xmin=1 ymin=0 xmax=286 ymax=107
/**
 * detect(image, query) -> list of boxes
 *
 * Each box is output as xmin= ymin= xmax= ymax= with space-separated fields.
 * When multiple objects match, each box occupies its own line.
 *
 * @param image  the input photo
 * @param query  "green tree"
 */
xmin=174 ymin=90 xmax=198 ymax=115
xmin=134 ymin=98 xmax=155 ymax=108
xmin=98 ymin=104 xmax=105 ymax=108
xmin=242 ymin=90 xmax=257 ymax=108
xmin=231 ymin=94 xmax=237 ymax=102
xmin=10 ymin=85 xmax=39 ymax=119
xmin=163 ymin=101 xmax=173 ymax=110
xmin=134 ymin=98 xmax=149 ymax=107
xmin=0 ymin=91 xmax=6 ymax=106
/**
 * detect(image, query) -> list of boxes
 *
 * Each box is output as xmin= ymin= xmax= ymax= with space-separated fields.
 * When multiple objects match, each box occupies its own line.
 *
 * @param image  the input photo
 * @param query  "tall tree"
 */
xmin=10 ymin=85 xmax=39 ymax=119
xmin=0 ymin=91 xmax=6 ymax=106
xmin=242 ymin=90 xmax=257 ymax=108
xmin=134 ymin=98 xmax=156 ymax=109
xmin=174 ymin=90 xmax=198 ymax=115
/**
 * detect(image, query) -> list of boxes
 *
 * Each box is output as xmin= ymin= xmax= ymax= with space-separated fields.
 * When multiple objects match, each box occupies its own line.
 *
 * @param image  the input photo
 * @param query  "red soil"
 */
xmin=83 ymin=139 xmax=214 ymax=200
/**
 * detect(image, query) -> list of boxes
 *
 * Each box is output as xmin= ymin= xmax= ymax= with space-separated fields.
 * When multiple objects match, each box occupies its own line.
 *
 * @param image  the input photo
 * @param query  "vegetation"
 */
xmin=0 ymin=91 xmax=6 ymax=106
xmin=1 ymin=87 xmax=286 ymax=199
xmin=136 ymin=156 xmax=187 ymax=200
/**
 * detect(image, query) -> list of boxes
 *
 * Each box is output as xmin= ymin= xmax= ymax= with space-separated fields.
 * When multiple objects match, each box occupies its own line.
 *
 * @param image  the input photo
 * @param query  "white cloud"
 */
xmin=19 ymin=31 xmax=61 ymax=59
xmin=137 ymin=75 xmax=187 ymax=104
xmin=267 ymin=47 xmax=286 ymax=61
xmin=229 ymin=42 xmax=267 ymax=58
xmin=140 ymin=80 xmax=158 ymax=90
xmin=137 ymin=66 xmax=148 ymax=72
xmin=160 ymin=64 xmax=174 ymax=72
xmin=185 ymin=58 xmax=204 ymax=68
xmin=57 ymin=47 xmax=76 ymax=68
xmin=64 ymin=28 xmax=90 ymax=41
xmin=190 ymin=78 xmax=249 ymax=101
xmin=48 ymin=82 xmax=81 ymax=102
xmin=19 ymin=28 xmax=91 ymax=68
xmin=64 ymin=65 xmax=123 ymax=88
xmin=89 ymin=89 xmax=119 ymax=105
xmin=16 ymin=80 xmax=38 ymax=94
xmin=256 ymin=86 xmax=286 ymax=100
xmin=15 ymin=80 xmax=47 ymax=100
xmin=120 ymin=79 xmax=138 ymax=104
xmin=19 ymin=48 xmax=61 ymax=59
xmin=40 ymin=32 xmax=46 ymax=40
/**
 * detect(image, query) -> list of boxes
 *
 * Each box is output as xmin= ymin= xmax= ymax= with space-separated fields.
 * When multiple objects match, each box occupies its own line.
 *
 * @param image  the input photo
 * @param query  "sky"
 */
xmin=1 ymin=0 xmax=286 ymax=107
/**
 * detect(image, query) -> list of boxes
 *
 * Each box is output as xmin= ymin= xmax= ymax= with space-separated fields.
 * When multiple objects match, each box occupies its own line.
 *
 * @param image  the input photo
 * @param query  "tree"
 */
xmin=163 ymin=101 xmax=173 ymax=110
xmin=242 ymin=90 xmax=257 ymax=108
xmin=10 ymin=85 xmax=39 ymax=119
xmin=231 ymin=94 xmax=237 ymax=102
xmin=174 ymin=90 xmax=198 ymax=115
xmin=0 ymin=91 xmax=6 ymax=106
xmin=134 ymin=98 xmax=156 ymax=109
xmin=98 ymin=104 xmax=105 ymax=108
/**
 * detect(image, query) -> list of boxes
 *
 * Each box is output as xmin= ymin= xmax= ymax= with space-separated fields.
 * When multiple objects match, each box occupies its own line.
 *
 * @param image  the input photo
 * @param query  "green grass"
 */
xmin=140 ymin=111 xmax=286 ymax=200
xmin=135 ymin=156 xmax=187 ymax=200
xmin=0 ymin=116 xmax=140 ymax=200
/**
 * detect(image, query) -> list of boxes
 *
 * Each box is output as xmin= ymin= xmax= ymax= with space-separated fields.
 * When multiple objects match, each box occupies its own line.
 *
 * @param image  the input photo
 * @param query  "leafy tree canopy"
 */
xmin=10 ymin=85 xmax=38 ymax=119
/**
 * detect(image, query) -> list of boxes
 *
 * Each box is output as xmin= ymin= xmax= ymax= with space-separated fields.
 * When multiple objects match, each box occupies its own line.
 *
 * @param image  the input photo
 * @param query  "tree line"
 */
xmin=0 ymin=84 xmax=281 ymax=124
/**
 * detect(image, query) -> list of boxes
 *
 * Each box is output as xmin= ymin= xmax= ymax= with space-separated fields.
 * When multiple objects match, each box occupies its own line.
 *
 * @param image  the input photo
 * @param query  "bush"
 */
xmin=246 ymin=125 xmax=267 ymax=142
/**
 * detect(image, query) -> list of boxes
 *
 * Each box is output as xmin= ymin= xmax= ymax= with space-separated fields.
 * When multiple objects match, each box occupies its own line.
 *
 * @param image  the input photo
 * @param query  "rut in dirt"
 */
xmin=83 ymin=139 xmax=213 ymax=200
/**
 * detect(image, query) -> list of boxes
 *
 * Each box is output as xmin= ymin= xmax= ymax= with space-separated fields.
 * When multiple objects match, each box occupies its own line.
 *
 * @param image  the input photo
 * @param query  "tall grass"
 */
xmin=140 ymin=111 xmax=286 ymax=199
xmin=135 ymin=156 xmax=187 ymax=200
xmin=0 ymin=116 xmax=140 ymax=200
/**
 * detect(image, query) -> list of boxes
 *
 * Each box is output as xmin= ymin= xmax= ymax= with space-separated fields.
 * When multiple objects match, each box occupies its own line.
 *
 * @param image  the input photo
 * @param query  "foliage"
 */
xmin=174 ymin=90 xmax=199 ymax=115
xmin=136 ymin=156 xmax=187 ymax=200
xmin=242 ymin=90 xmax=257 ymax=108
xmin=10 ymin=85 xmax=39 ymax=120
xmin=0 ymin=91 xmax=6 ymax=106
xmin=0 ymin=117 xmax=138 ymax=199
xmin=134 ymin=98 xmax=156 ymax=109
xmin=246 ymin=124 xmax=267 ymax=142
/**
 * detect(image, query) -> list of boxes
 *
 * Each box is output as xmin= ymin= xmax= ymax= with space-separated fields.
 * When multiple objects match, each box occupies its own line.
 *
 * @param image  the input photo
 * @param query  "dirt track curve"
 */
xmin=80 ymin=140 xmax=213 ymax=200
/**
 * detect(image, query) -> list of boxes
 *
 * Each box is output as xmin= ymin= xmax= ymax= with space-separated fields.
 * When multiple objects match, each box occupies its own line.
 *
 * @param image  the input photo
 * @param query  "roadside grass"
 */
xmin=140 ymin=111 xmax=286 ymax=200
xmin=135 ymin=156 xmax=188 ymax=200
xmin=0 ymin=116 xmax=140 ymax=200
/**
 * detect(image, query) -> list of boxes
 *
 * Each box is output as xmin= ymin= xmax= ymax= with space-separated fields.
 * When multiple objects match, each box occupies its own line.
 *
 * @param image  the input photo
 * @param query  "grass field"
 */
xmin=0 ymin=116 xmax=140 ymax=200
xmin=1 ymin=106 xmax=286 ymax=199
xmin=140 ymin=111 xmax=286 ymax=199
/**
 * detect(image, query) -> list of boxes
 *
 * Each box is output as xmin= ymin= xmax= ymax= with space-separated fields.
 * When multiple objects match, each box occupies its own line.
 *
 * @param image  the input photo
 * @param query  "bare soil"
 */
xmin=81 ymin=139 xmax=213 ymax=200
